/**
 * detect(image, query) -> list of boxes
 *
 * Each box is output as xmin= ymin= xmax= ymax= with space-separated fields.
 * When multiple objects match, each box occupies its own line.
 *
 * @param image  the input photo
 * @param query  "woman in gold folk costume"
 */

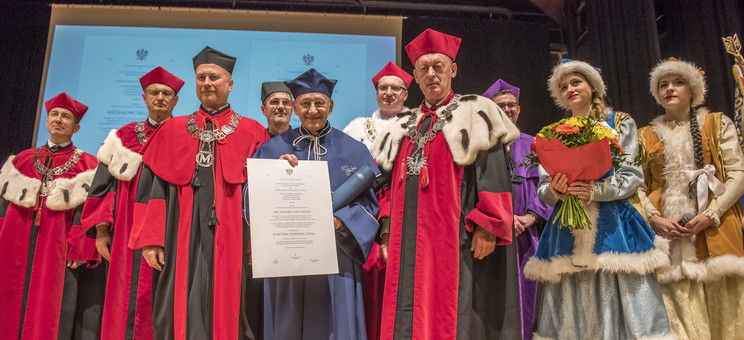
xmin=637 ymin=58 xmax=744 ymax=340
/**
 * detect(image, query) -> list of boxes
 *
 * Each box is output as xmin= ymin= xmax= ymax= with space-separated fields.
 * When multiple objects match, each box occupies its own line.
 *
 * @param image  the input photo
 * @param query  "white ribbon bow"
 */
xmin=293 ymin=127 xmax=330 ymax=161
xmin=683 ymin=164 xmax=725 ymax=213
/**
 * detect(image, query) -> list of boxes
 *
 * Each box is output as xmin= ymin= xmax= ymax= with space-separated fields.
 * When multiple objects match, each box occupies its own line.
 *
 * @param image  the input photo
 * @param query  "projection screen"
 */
xmin=34 ymin=5 xmax=402 ymax=153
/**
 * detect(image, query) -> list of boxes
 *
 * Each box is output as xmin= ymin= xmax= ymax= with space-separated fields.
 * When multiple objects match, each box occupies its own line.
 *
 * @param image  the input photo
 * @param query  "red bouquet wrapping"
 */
xmin=533 ymin=136 xmax=613 ymax=184
xmin=523 ymin=115 xmax=629 ymax=230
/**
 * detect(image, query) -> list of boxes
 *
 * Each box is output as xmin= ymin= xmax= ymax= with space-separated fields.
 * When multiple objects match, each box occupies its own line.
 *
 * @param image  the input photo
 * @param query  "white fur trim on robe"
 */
xmin=0 ymin=155 xmax=42 ymax=208
xmin=370 ymin=94 xmax=520 ymax=171
xmin=534 ymin=333 xmax=677 ymax=340
xmin=658 ymin=238 xmax=744 ymax=283
xmin=97 ymin=129 xmax=143 ymax=181
xmin=524 ymin=202 xmax=671 ymax=283
xmin=45 ymin=169 xmax=96 ymax=211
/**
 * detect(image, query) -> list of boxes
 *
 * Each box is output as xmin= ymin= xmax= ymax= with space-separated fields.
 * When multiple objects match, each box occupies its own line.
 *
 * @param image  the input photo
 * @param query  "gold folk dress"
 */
xmin=638 ymin=109 xmax=744 ymax=340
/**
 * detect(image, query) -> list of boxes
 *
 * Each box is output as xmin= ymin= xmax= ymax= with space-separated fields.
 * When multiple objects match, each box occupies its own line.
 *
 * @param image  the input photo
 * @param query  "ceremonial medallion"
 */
xmin=201 ymin=130 xmax=215 ymax=143
xmin=196 ymin=150 xmax=213 ymax=167
xmin=406 ymin=153 xmax=427 ymax=175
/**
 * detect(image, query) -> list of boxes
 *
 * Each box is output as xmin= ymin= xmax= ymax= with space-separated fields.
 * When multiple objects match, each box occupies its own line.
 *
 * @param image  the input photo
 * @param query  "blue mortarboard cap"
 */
xmin=284 ymin=68 xmax=338 ymax=98
xmin=482 ymin=79 xmax=520 ymax=100
xmin=193 ymin=46 xmax=236 ymax=74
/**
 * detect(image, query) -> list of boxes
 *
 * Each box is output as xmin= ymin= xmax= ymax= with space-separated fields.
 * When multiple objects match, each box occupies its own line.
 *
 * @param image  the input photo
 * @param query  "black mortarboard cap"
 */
xmin=192 ymin=46 xmax=236 ymax=74
xmin=261 ymin=81 xmax=293 ymax=102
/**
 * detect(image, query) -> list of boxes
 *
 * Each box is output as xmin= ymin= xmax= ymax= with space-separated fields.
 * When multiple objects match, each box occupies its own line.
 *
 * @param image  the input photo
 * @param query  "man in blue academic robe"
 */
xmin=249 ymin=68 xmax=379 ymax=340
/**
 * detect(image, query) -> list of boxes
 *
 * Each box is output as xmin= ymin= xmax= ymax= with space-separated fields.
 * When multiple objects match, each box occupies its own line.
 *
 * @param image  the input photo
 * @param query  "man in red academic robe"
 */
xmin=370 ymin=29 xmax=522 ymax=339
xmin=129 ymin=46 xmax=268 ymax=340
xmin=0 ymin=93 xmax=102 ymax=339
xmin=81 ymin=66 xmax=184 ymax=340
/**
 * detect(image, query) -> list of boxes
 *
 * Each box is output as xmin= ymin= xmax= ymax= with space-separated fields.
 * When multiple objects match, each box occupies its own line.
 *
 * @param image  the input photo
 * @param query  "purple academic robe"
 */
xmin=510 ymin=132 xmax=553 ymax=340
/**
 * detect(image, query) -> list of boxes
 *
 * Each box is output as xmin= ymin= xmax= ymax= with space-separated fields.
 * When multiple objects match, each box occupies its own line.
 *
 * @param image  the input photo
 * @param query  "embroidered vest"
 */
xmin=638 ymin=112 xmax=744 ymax=260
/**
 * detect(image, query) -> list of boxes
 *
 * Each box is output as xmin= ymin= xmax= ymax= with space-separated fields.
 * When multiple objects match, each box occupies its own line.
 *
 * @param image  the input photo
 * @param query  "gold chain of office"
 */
xmin=186 ymin=112 xmax=242 ymax=143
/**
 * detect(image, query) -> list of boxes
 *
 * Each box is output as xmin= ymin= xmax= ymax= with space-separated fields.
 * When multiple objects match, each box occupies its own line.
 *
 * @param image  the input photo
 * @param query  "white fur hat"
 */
xmin=649 ymin=58 xmax=706 ymax=107
xmin=548 ymin=60 xmax=606 ymax=110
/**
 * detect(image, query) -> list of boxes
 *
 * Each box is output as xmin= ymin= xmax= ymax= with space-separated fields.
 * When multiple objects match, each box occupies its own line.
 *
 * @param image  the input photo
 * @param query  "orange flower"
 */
xmin=609 ymin=138 xmax=625 ymax=153
xmin=554 ymin=124 xmax=580 ymax=134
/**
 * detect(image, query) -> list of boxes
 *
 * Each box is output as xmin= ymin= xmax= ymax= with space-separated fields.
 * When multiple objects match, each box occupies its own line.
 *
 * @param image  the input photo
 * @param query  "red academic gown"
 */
xmin=0 ymin=144 xmax=101 ymax=339
xmin=129 ymin=106 xmax=268 ymax=340
xmin=81 ymin=121 xmax=159 ymax=340
xmin=362 ymin=189 xmax=389 ymax=340
xmin=371 ymin=94 xmax=523 ymax=340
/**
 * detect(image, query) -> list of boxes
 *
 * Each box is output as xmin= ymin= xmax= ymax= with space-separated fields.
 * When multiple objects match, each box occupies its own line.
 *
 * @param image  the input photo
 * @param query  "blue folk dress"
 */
xmin=524 ymin=112 xmax=675 ymax=340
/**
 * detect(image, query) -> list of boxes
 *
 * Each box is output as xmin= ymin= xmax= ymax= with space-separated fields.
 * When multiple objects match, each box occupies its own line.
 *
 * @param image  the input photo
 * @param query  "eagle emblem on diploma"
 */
xmin=136 ymin=48 xmax=148 ymax=61
xmin=286 ymin=168 xmax=293 ymax=175
xmin=303 ymin=54 xmax=314 ymax=66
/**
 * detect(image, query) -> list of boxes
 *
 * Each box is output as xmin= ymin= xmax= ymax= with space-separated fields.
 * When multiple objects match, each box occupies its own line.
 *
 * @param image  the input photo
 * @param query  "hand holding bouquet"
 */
xmin=522 ymin=113 xmax=631 ymax=230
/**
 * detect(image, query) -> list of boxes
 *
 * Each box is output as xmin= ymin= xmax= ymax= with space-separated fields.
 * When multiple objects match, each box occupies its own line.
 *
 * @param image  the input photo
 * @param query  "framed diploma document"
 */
xmin=246 ymin=158 xmax=339 ymax=278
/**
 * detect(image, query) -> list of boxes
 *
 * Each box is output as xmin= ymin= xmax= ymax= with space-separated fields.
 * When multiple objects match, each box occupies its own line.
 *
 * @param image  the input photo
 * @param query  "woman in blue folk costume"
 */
xmin=524 ymin=60 xmax=674 ymax=340
xmin=250 ymin=68 xmax=379 ymax=340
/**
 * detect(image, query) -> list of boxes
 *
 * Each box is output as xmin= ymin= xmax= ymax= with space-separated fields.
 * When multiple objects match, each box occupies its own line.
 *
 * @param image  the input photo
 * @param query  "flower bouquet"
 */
xmin=522 ymin=114 xmax=630 ymax=230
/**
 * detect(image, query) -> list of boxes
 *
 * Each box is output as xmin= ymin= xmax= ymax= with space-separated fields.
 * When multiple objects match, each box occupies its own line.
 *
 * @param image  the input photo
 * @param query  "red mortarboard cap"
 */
xmin=44 ymin=92 xmax=88 ymax=121
xmin=140 ymin=66 xmax=185 ymax=94
xmin=371 ymin=62 xmax=414 ymax=88
xmin=404 ymin=28 xmax=461 ymax=65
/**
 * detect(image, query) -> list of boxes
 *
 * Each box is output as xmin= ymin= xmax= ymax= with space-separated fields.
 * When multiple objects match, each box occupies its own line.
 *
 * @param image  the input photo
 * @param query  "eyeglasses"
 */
xmin=268 ymin=98 xmax=292 ymax=107
xmin=297 ymin=100 xmax=327 ymax=109
xmin=146 ymin=89 xmax=175 ymax=97
xmin=377 ymin=85 xmax=406 ymax=93
xmin=496 ymin=102 xmax=518 ymax=109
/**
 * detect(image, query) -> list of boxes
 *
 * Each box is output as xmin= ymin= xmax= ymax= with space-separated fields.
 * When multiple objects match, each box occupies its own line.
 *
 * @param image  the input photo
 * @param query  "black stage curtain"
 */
xmin=0 ymin=2 xmax=51 ymax=163
xmin=402 ymin=17 xmax=555 ymax=135
xmin=570 ymin=0 xmax=662 ymax=128
xmin=657 ymin=0 xmax=744 ymax=119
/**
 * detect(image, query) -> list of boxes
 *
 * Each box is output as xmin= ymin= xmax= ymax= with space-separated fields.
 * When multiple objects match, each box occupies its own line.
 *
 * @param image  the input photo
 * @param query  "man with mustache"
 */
xmin=260 ymin=81 xmax=294 ymax=138
xmin=129 ymin=46 xmax=268 ymax=340
xmin=81 ymin=66 xmax=184 ymax=340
